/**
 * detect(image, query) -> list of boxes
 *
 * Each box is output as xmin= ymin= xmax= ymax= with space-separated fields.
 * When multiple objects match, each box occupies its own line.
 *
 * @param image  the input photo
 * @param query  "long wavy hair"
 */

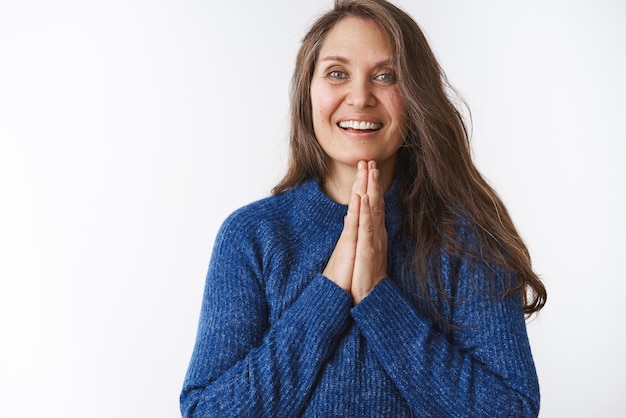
xmin=273 ymin=0 xmax=546 ymax=317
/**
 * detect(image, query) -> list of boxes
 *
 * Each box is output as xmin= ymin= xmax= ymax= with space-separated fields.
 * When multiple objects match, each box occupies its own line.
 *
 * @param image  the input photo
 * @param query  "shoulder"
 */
xmin=432 ymin=211 xmax=514 ymax=291
xmin=218 ymin=191 xmax=292 ymax=242
xmin=205 ymin=191 xmax=298 ymax=279
xmin=216 ymin=180 xmax=322 ymax=245
xmin=441 ymin=211 xmax=489 ymax=262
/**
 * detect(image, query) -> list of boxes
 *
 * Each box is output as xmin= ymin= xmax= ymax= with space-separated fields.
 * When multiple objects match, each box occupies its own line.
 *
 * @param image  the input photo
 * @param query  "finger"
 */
xmin=367 ymin=161 xmax=385 ymax=224
xmin=352 ymin=193 xmax=384 ymax=304
xmin=323 ymin=193 xmax=360 ymax=293
xmin=352 ymin=192 xmax=388 ymax=304
xmin=353 ymin=193 xmax=372 ymax=300
xmin=352 ymin=160 xmax=368 ymax=197
xmin=359 ymin=193 xmax=373 ymax=236
xmin=344 ymin=192 xmax=360 ymax=236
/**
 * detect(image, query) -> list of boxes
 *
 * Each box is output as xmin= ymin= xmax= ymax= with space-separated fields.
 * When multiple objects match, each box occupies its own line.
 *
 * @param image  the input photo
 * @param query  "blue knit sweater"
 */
xmin=180 ymin=179 xmax=540 ymax=417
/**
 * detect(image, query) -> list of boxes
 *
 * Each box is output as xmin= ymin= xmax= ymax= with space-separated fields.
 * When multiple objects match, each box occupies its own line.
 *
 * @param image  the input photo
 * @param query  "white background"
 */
xmin=1 ymin=1 xmax=624 ymax=416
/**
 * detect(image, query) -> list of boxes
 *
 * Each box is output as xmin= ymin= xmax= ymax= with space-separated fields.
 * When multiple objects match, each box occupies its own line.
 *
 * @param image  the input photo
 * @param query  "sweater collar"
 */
xmin=294 ymin=178 xmax=403 ymax=237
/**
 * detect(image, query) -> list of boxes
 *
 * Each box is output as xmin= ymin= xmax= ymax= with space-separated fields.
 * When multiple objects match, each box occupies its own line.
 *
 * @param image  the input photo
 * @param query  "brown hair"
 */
xmin=273 ymin=0 xmax=546 ymax=318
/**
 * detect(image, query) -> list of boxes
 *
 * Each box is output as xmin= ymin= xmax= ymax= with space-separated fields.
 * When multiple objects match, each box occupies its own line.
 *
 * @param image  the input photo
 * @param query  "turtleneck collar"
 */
xmin=291 ymin=178 xmax=403 ymax=239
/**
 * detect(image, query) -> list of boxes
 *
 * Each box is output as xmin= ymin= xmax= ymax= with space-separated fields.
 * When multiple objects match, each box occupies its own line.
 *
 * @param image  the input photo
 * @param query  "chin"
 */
xmin=345 ymin=152 xmax=394 ymax=166
xmin=342 ymin=156 xmax=377 ymax=166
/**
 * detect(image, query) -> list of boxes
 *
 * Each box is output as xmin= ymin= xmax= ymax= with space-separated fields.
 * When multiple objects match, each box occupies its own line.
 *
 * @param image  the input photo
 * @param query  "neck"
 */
xmin=322 ymin=158 xmax=396 ymax=204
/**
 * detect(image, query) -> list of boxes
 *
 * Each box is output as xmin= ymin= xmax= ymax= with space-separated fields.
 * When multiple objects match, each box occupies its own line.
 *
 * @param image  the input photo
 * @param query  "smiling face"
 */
xmin=310 ymin=17 xmax=407 ymax=182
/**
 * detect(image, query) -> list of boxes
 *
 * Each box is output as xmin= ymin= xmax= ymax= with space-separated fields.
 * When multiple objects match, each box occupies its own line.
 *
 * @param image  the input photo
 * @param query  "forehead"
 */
xmin=318 ymin=16 xmax=392 ymax=60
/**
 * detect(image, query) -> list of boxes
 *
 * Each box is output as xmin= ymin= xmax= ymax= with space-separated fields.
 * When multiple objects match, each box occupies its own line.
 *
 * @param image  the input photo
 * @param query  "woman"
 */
xmin=181 ymin=0 xmax=546 ymax=416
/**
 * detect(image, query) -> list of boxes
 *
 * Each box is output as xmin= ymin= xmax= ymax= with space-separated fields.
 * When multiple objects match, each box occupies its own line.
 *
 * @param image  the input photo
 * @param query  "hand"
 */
xmin=351 ymin=161 xmax=387 ymax=303
xmin=323 ymin=161 xmax=388 ymax=303
xmin=322 ymin=190 xmax=359 ymax=294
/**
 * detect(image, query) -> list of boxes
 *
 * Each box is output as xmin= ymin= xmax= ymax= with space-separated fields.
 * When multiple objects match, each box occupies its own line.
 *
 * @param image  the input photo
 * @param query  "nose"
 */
xmin=346 ymin=78 xmax=376 ymax=109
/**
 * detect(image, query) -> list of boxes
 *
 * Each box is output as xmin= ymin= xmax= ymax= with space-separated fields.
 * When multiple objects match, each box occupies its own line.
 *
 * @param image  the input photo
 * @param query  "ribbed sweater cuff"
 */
xmin=351 ymin=279 xmax=431 ymax=343
xmin=295 ymin=274 xmax=353 ymax=338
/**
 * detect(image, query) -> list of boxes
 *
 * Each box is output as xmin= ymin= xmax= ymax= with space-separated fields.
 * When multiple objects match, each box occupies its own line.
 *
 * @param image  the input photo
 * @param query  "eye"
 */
xmin=374 ymin=71 xmax=396 ymax=83
xmin=327 ymin=70 xmax=347 ymax=80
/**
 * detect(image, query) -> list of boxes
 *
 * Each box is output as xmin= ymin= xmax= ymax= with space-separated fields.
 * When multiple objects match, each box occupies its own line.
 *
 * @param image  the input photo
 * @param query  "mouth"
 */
xmin=338 ymin=120 xmax=383 ymax=132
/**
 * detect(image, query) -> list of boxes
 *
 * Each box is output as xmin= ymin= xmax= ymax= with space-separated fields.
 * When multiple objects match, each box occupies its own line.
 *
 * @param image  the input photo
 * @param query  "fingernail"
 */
xmin=358 ymin=161 xmax=365 ymax=170
xmin=373 ymin=170 xmax=380 ymax=180
xmin=370 ymin=161 xmax=377 ymax=169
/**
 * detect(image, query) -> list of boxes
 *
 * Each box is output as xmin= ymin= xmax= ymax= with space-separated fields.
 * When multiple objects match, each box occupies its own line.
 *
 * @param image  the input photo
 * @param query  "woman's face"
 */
xmin=310 ymin=17 xmax=406 ymax=177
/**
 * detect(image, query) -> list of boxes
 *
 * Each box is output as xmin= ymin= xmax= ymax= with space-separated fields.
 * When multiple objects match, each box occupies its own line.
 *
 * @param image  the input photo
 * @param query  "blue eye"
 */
xmin=328 ymin=70 xmax=347 ymax=79
xmin=375 ymin=72 xmax=396 ymax=83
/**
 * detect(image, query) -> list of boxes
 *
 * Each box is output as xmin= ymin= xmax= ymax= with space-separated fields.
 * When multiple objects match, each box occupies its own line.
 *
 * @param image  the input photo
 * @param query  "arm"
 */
xmin=351 ymin=262 xmax=540 ymax=417
xmin=180 ymin=212 xmax=352 ymax=417
xmin=324 ymin=160 xmax=538 ymax=416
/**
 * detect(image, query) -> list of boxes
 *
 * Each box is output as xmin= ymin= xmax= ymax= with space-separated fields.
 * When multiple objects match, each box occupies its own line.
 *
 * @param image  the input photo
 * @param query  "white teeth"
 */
xmin=339 ymin=120 xmax=382 ymax=130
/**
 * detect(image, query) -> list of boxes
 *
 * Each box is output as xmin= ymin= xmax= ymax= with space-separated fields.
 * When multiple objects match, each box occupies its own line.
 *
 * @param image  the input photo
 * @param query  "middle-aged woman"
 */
xmin=181 ymin=0 xmax=547 ymax=416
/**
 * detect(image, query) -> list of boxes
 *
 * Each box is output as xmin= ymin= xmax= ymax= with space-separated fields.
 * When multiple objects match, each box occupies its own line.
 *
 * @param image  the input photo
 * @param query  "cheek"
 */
xmin=310 ymin=91 xmax=327 ymax=137
xmin=385 ymin=89 xmax=406 ymax=124
xmin=311 ymin=84 xmax=338 ymax=123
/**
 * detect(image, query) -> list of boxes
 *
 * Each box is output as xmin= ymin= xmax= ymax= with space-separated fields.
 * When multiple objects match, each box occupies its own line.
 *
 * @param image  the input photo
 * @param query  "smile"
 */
xmin=338 ymin=120 xmax=383 ymax=131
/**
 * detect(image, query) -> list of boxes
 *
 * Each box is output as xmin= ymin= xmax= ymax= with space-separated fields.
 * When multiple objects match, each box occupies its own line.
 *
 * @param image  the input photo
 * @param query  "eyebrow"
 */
xmin=319 ymin=55 xmax=394 ymax=68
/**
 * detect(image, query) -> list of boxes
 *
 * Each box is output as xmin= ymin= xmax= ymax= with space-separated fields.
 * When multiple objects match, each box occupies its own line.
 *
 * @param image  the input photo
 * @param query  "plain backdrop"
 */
xmin=1 ymin=0 xmax=624 ymax=416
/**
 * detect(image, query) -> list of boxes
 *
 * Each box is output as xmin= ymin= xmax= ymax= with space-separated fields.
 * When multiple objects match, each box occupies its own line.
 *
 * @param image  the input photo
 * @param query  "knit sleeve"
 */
xmin=350 ymin=258 xmax=540 ymax=417
xmin=180 ymin=212 xmax=352 ymax=417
